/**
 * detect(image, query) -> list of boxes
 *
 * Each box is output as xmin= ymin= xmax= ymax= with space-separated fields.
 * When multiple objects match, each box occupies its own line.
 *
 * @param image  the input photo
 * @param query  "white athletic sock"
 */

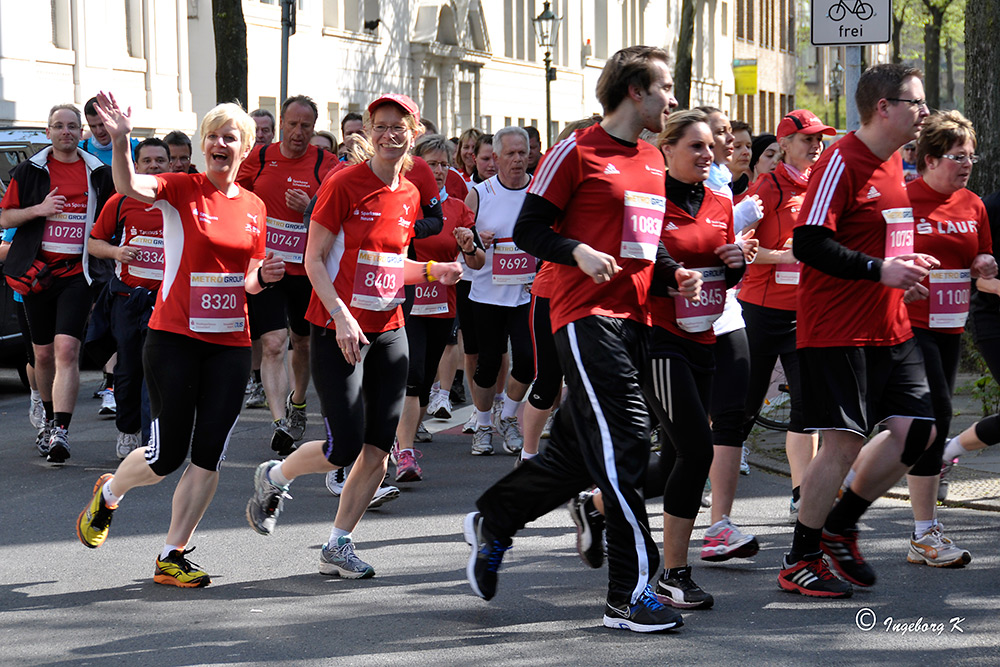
xmin=30 ymin=389 xmax=40 ymax=401
xmin=401 ymin=447 xmax=414 ymax=455
xmin=329 ymin=527 xmax=351 ymax=544
xmin=520 ymin=450 xmax=537 ymax=460
xmin=477 ymin=409 xmax=492 ymax=428
xmin=842 ymin=468 xmax=857 ymax=490
xmin=942 ymin=435 xmax=968 ymax=461
xmin=494 ymin=392 xmax=505 ymax=404
xmin=431 ymin=381 xmax=441 ymax=394
xmin=437 ymin=388 xmax=450 ymax=400
xmin=501 ymin=395 xmax=520 ymax=420
xmin=102 ymin=480 xmax=123 ymax=507
xmin=160 ymin=544 xmax=181 ymax=560
xmin=914 ymin=518 xmax=937 ymax=538
xmin=267 ymin=462 xmax=291 ymax=487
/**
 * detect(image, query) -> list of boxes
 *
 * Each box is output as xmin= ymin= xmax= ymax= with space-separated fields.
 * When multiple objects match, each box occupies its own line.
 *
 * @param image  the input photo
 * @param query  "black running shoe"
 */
xmin=821 ymin=528 xmax=876 ymax=587
xmin=463 ymin=511 xmax=511 ymax=601
xmin=656 ymin=566 xmax=714 ymax=609
xmin=603 ymin=586 xmax=684 ymax=633
xmin=778 ymin=552 xmax=853 ymax=598
xmin=450 ymin=382 xmax=466 ymax=405
xmin=569 ymin=491 xmax=605 ymax=569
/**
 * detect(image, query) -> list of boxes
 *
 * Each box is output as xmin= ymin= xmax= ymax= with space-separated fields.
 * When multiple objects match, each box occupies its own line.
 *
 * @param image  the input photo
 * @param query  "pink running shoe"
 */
xmin=395 ymin=449 xmax=423 ymax=482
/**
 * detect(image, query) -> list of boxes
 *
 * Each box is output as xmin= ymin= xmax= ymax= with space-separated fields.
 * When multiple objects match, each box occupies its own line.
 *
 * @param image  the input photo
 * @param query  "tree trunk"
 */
xmin=675 ymin=0 xmax=697 ymax=109
xmin=922 ymin=12 xmax=942 ymax=109
xmin=891 ymin=14 xmax=903 ymax=63
xmin=944 ymin=37 xmax=954 ymax=106
xmin=965 ymin=0 xmax=1000 ymax=196
xmin=921 ymin=0 xmax=953 ymax=111
xmin=212 ymin=0 xmax=248 ymax=107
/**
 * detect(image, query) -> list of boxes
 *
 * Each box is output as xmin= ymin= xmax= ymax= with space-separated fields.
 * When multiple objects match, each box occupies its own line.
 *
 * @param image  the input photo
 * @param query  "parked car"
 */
xmin=0 ymin=137 xmax=46 ymax=387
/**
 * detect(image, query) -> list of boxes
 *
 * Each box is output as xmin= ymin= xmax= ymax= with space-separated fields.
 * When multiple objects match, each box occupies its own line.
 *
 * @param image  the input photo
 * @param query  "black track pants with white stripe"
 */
xmin=477 ymin=315 xmax=659 ymax=603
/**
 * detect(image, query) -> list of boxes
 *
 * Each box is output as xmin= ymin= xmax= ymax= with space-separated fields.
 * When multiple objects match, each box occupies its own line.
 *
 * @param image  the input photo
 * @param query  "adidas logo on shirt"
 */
xmin=663 ymin=221 xmax=679 ymax=231
xmin=604 ymin=163 xmax=620 ymax=175
xmin=866 ymin=185 xmax=881 ymax=199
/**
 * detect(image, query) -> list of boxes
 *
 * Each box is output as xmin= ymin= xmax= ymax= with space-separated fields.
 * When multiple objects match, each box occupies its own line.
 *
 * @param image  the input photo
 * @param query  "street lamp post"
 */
xmin=830 ymin=60 xmax=844 ymax=132
xmin=532 ymin=2 xmax=561 ymax=149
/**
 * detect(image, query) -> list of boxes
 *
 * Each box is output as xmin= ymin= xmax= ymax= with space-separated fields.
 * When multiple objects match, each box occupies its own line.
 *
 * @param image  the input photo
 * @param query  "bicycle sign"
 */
xmin=811 ymin=0 xmax=890 ymax=45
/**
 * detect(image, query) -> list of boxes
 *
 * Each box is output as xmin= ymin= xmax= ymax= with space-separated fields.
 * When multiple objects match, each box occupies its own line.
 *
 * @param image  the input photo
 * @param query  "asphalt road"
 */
xmin=1 ymin=369 xmax=998 ymax=666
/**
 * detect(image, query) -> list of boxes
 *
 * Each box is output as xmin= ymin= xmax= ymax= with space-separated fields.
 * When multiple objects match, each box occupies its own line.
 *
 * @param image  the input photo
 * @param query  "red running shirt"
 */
xmin=906 ymin=178 xmax=991 ymax=334
xmin=739 ymin=162 xmax=809 ymax=312
xmin=795 ymin=132 xmax=914 ymax=348
xmin=1 ymin=158 xmax=88 ymax=275
xmin=149 ymin=173 xmax=266 ymax=346
xmin=237 ymin=144 xmax=339 ymax=276
xmin=90 ymin=193 xmax=165 ymax=291
xmin=305 ymin=162 xmax=419 ymax=333
xmin=410 ymin=195 xmax=474 ymax=318
xmin=528 ymin=123 xmax=665 ymax=332
xmin=650 ymin=190 xmax=734 ymax=344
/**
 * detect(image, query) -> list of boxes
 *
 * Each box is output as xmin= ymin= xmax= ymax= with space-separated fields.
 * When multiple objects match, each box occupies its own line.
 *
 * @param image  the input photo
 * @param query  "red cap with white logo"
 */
xmin=776 ymin=109 xmax=836 ymax=140
xmin=367 ymin=94 xmax=420 ymax=124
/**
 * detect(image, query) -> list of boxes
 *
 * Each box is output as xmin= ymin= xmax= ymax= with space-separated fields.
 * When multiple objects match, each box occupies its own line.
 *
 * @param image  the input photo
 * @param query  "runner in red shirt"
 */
xmin=644 ymin=110 xmax=746 ymax=609
xmin=778 ymin=64 xmax=938 ymax=598
xmin=892 ymin=111 xmax=992 ymax=565
xmin=246 ymin=95 xmax=461 ymax=579
xmin=739 ymin=110 xmax=835 ymax=523
xmin=236 ymin=95 xmax=339 ymax=456
xmin=76 ymin=94 xmax=283 ymax=590
xmin=392 ymin=134 xmax=483 ymax=482
xmin=0 ymin=103 xmax=114 ymax=463
xmin=464 ymin=47 xmax=702 ymax=634
xmin=88 ymin=137 xmax=171 ymax=459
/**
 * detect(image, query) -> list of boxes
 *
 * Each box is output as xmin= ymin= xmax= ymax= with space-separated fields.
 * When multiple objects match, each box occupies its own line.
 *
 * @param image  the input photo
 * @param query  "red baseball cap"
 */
xmin=776 ymin=109 xmax=836 ymax=139
xmin=367 ymin=94 xmax=420 ymax=123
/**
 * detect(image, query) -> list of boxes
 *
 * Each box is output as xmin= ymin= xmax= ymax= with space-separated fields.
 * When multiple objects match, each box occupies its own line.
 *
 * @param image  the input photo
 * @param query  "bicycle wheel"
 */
xmin=857 ymin=2 xmax=874 ymax=20
xmin=755 ymin=359 xmax=791 ymax=432
xmin=828 ymin=2 xmax=846 ymax=21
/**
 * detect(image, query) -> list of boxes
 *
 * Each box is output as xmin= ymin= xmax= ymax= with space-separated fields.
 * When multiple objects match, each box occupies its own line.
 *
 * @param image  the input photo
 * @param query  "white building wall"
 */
xmin=0 ymin=0 xmax=196 ymax=134
xmin=1 ymin=0 xmax=800 ymax=154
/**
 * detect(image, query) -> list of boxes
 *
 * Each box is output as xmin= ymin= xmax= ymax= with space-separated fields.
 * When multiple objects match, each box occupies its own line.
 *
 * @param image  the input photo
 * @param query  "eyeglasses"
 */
xmin=423 ymin=160 xmax=449 ymax=169
xmin=886 ymin=98 xmax=928 ymax=108
xmin=49 ymin=123 xmax=81 ymax=131
xmin=940 ymin=153 xmax=979 ymax=165
xmin=901 ymin=144 xmax=916 ymax=151
xmin=371 ymin=124 xmax=408 ymax=135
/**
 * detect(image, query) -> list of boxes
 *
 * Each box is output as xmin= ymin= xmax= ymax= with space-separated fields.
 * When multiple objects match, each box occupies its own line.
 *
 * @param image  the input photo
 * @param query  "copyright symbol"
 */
xmin=856 ymin=607 xmax=877 ymax=632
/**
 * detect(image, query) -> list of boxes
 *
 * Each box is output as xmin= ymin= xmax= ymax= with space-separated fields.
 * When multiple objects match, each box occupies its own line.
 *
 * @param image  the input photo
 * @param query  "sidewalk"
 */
xmin=746 ymin=372 xmax=1000 ymax=512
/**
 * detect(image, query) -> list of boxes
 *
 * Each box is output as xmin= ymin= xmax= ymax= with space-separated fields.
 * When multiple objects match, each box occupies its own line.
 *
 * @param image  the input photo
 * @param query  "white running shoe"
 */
xmin=426 ymin=392 xmax=453 ymax=419
xmin=491 ymin=396 xmax=504 ymax=430
xmin=115 ymin=431 xmax=141 ymax=459
xmin=540 ymin=410 xmax=555 ymax=439
xmin=415 ymin=422 xmax=433 ymax=443
xmin=739 ymin=444 xmax=751 ymax=475
xmin=496 ymin=415 xmax=523 ymax=454
xmin=99 ymin=389 xmax=117 ymax=417
xmin=29 ymin=395 xmax=45 ymax=429
xmin=462 ymin=412 xmax=478 ymax=434
xmin=325 ymin=467 xmax=347 ymax=496
xmin=907 ymin=524 xmax=972 ymax=568
xmin=367 ymin=484 xmax=400 ymax=510
xmin=471 ymin=425 xmax=494 ymax=456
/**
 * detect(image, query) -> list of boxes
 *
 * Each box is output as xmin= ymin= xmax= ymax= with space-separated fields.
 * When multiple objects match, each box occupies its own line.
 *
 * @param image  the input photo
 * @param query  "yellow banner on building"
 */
xmin=733 ymin=59 xmax=758 ymax=96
